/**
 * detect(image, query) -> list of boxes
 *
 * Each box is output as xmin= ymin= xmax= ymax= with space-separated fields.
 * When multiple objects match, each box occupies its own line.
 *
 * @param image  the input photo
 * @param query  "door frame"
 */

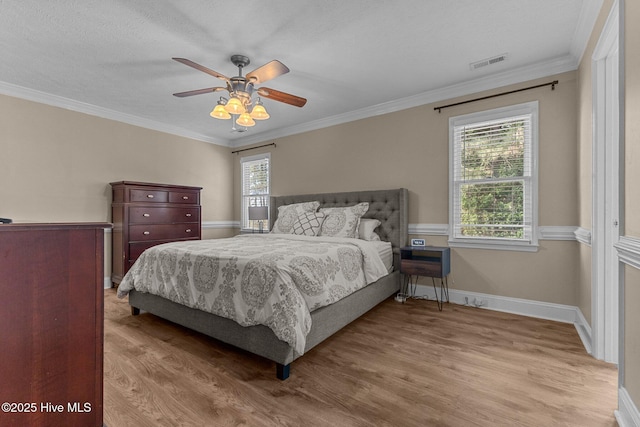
xmin=591 ymin=0 xmax=621 ymax=364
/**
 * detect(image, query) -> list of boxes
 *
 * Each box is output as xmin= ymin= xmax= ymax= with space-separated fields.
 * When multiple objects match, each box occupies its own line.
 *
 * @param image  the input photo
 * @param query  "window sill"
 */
xmin=448 ymin=239 xmax=539 ymax=252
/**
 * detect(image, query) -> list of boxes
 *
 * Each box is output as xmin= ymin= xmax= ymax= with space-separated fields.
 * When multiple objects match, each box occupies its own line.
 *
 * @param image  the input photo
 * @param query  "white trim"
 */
xmin=616 ymin=236 xmax=640 ymax=270
xmin=202 ymin=220 xmax=240 ymax=230
xmin=233 ymin=56 xmax=577 ymax=148
xmin=410 ymin=284 xmax=588 ymax=326
xmin=575 ymin=306 xmax=593 ymax=355
xmin=410 ymin=285 xmax=593 ymax=356
xmin=575 ymin=227 xmax=593 ymax=246
xmin=408 ymin=223 xmax=449 ymax=236
xmin=104 ymin=277 xmax=112 ymax=289
xmin=616 ymin=387 xmax=640 ymax=427
xmin=570 ymin=0 xmax=606 ymax=65
xmin=0 ymin=81 xmax=228 ymax=146
xmin=591 ymin=0 xmax=620 ymax=364
xmin=538 ymin=226 xmax=578 ymax=240
xmin=0 ymin=58 xmax=582 ymax=150
xmin=448 ymin=240 xmax=539 ymax=252
xmin=409 ymin=224 xmax=592 ymax=242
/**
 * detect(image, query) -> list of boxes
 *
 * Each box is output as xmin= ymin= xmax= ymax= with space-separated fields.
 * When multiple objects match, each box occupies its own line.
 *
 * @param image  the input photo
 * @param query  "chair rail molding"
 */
xmin=616 ymin=236 xmax=640 ymax=270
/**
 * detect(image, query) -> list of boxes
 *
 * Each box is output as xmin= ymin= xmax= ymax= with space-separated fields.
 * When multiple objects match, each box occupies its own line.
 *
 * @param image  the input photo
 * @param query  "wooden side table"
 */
xmin=400 ymin=246 xmax=451 ymax=310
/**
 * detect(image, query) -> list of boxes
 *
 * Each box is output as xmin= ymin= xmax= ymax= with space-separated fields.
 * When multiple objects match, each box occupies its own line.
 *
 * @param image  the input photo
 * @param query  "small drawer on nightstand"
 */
xmin=401 ymin=259 xmax=443 ymax=276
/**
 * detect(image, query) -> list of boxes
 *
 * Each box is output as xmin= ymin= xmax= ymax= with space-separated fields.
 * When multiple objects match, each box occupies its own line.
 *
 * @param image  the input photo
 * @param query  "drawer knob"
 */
xmin=143 ymin=231 xmax=150 ymax=235
xmin=185 ymin=229 xmax=192 ymax=233
xmin=147 ymin=194 xmax=154 ymax=199
xmin=143 ymin=213 xmax=150 ymax=217
xmin=182 ymin=196 xmax=189 ymax=200
xmin=185 ymin=213 xmax=192 ymax=217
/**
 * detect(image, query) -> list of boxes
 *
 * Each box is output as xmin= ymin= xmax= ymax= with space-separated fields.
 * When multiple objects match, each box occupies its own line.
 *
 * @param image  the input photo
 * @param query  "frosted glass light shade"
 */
xmin=236 ymin=113 xmax=256 ymax=127
xmin=210 ymin=104 xmax=231 ymax=119
xmin=224 ymin=97 xmax=246 ymax=114
xmin=250 ymin=103 xmax=270 ymax=120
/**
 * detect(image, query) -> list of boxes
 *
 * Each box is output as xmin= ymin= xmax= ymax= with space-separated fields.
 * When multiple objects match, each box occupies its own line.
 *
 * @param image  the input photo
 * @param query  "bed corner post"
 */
xmin=276 ymin=363 xmax=290 ymax=380
xmin=131 ymin=306 xmax=140 ymax=316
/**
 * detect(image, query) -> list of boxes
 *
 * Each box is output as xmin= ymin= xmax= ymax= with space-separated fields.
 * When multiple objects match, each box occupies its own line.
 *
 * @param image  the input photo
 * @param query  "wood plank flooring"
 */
xmin=103 ymin=288 xmax=618 ymax=426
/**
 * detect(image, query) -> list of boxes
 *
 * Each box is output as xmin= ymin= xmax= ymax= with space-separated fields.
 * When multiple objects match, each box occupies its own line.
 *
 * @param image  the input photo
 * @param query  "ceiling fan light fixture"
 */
xmin=224 ymin=96 xmax=246 ymax=115
xmin=236 ymin=112 xmax=256 ymax=127
xmin=250 ymin=99 xmax=270 ymax=120
xmin=210 ymin=100 xmax=231 ymax=119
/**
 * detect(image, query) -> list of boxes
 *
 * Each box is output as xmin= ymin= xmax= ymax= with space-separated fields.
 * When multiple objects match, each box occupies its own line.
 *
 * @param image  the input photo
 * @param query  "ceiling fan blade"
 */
xmin=173 ymin=87 xmax=226 ymax=98
xmin=246 ymin=60 xmax=289 ymax=84
xmin=172 ymin=57 xmax=229 ymax=82
xmin=257 ymin=87 xmax=307 ymax=107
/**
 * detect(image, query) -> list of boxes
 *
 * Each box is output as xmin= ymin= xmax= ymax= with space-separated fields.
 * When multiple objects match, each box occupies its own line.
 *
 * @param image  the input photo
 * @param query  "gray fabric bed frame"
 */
xmin=128 ymin=188 xmax=408 ymax=380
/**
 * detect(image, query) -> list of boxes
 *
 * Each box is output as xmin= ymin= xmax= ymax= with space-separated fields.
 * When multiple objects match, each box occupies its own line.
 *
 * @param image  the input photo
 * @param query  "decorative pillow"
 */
xmin=318 ymin=202 xmax=369 ymax=238
xmin=358 ymin=218 xmax=382 ymax=241
xmin=271 ymin=201 xmax=320 ymax=234
xmin=291 ymin=211 xmax=326 ymax=236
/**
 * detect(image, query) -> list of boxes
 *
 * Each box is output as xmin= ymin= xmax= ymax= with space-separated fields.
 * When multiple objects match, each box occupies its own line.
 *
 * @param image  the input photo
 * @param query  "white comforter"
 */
xmin=117 ymin=234 xmax=390 ymax=355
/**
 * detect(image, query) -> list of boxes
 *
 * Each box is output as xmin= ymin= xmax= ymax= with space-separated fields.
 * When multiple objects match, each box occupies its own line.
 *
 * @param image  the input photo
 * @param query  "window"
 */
xmin=449 ymin=101 xmax=538 ymax=251
xmin=241 ymin=153 xmax=270 ymax=231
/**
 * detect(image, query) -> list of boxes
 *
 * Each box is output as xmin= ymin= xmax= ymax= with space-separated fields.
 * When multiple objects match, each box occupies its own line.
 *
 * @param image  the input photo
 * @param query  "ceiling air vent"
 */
xmin=470 ymin=53 xmax=508 ymax=71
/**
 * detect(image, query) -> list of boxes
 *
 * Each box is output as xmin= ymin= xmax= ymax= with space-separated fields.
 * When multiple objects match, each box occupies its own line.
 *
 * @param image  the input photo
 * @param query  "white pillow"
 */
xmin=271 ymin=201 xmax=320 ymax=234
xmin=358 ymin=218 xmax=381 ymax=241
xmin=318 ymin=202 xmax=369 ymax=238
xmin=291 ymin=211 xmax=326 ymax=236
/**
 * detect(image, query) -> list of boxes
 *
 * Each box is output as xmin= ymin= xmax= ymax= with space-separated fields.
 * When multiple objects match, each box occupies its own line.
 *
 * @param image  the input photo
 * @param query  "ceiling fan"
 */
xmin=172 ymin=54 xmax=307 ymax=129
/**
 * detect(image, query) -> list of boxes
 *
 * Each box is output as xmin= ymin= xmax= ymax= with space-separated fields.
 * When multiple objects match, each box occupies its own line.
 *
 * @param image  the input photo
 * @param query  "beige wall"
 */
xmin=0 ymin=94 xmax=236 ymax=279
xmin=234 ymin=71 xmax=581 ymax=305
xmin=624 ymin=0 xmax=640 ymax=409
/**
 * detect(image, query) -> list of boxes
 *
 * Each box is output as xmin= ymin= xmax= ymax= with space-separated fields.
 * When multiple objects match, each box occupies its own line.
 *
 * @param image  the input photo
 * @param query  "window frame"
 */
xmin=448 ymin=101 xmax=539 ymax=252
xmin=240 ymin=152 xmax=271 ymax=232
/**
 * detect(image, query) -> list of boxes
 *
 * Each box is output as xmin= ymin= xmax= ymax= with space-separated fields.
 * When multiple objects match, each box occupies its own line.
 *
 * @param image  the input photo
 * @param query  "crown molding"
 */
xmin=232 ymin=54 xmax=578 ymax=147
xmin=0 ymin=52 xmax=582 ymax=150
xmin=571 ymin=0 xmax=605 ymax=66
xmin=0 ymin=81 xmax=230 ymax=146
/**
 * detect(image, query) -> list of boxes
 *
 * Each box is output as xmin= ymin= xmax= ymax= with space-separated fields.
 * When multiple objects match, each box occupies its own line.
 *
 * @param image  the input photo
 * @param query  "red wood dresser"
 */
xmin=0 ymin=222 xmax=111 ymax=427
xmin=110 ymin=181 xmax=202 ymax=286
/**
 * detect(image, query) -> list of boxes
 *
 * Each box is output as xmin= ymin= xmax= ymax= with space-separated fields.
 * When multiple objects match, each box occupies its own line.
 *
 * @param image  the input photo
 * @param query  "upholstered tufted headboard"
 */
xmin=270 ymin=188 xmax=408 ymax=260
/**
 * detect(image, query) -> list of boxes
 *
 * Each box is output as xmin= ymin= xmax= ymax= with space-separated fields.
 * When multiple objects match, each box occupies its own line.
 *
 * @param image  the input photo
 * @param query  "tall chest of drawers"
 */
xmin=110 ymin=181 xmax=202 ymax=285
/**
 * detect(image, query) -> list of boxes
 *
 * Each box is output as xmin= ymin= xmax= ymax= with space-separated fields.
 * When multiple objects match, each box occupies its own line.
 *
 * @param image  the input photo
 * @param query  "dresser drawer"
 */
xmin=169 ymin=190 xmax=199 ymax=204
xmin=400 ymin=259 xmax=443 ymax=277
xmin=128 ymin=206 xmax=200 ymax=224
xmin=128 ymin=189 xmax=169 ymax=203
xmin=129 ymin=224 xmax=200 ymax=242
xmin=128 ymin=240 xmax=195 ymax=263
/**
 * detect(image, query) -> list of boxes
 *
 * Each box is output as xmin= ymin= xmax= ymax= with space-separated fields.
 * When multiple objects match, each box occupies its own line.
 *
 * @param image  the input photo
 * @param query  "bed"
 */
xmin=117 ymin=188 xmax=408 ymax=379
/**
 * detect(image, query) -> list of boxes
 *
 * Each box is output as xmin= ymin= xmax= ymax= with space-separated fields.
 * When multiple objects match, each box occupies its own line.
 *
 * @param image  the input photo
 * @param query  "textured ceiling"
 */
xmin=0 ymin=0 xmax=601 ymax=147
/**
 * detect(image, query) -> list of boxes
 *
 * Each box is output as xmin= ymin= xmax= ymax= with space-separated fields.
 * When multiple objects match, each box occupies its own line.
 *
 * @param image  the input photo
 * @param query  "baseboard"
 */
xmin=616 ymin=387 xmax=640 ymax=427
xmin=104 ymin=277 xmax=113 ymax=289
xmin=410 ymin=284 xmax=590 ymax=345
xmin=574 ymin=306 xmax=593 ymax=355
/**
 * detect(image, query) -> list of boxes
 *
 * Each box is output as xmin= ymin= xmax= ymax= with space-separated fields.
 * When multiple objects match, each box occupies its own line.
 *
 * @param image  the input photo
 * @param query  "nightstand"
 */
xmin=400 ymin=246 xmax=451 ymax=310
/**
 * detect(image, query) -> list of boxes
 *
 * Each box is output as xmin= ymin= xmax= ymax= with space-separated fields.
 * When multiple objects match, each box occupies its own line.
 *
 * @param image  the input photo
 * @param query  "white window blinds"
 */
xmin=450 ymin=102 xmax=538 ymax=250
xmin=241 ymin=153 xmax=270 ymax=230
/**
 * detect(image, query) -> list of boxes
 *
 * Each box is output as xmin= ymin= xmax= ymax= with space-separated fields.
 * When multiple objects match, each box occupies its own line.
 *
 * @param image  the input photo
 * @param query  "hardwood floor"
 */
xmin=103 ymin=288 xmax=618 ymax=426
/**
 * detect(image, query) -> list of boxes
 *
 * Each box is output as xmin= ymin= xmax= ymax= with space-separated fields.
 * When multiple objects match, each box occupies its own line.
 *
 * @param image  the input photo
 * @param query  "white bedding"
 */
xmin=117 ymin=234 xmax=390 ymax=355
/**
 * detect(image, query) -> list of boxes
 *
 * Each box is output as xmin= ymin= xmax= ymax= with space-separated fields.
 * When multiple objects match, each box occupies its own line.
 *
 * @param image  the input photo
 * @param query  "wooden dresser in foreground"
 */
xmin=110 ymin=181 xmax=202 ymax=286
xmin=0 ymin=222 xmax=111 ymax=427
